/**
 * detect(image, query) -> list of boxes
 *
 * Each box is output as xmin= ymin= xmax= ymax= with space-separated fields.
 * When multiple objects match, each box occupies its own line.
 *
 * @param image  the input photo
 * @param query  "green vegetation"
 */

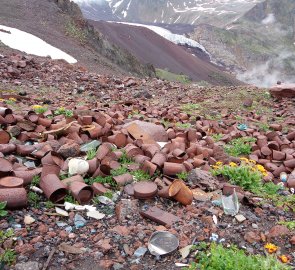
xmin=64 ymin=194 xmax=77 ymax=204
xmin=161 ymin=120 xmax=171 ymax=129
xmin=212 ymin=133 xmax=223 ymax=142
xmin=156 ymin=68 xmax=191 ymax=83
xmin=85 ymin=175 xmax=117 ymax=187
xmin=33 ymin=105 xmax=48 ymax=114
xmin=278 ymin=220 xmax=295 ymax=230
xmin=175 ymin=122 xmax=192 ymax=129
xmin=0 ymin=249 xmax=16 ymax=266
xmin=0 ymin=201 xmax=8 ymax=217
xmin=65 ymin=19 xmax=87 ymax=44
xmin=44 ymin=201 xmax=55 ymax=209
xmin=31 ymin=175 xmax=40 ymax=187
xmin=54 ymin=107 xmax=74 ymax=118
xmin=86 ymin=148 xmax=97 ymax=160
xmin=256 ymin=122 xmax=270 ymax=132
xmin=176 ymin=172 xmax=189 ymax=181
xmin=128 ymin=110 xmax=144 ymax=119
xmin=110 ymin=166 xmax=128 ymax=176
xmin=183 ymin=243 xmax=291 ymax=270
xmin=181 ymin=103 xmax=199 ymax=114
xmin=212 ymin=161 xmax=263 ymax=193
xmin=224 ymin=137 xmax=256 ymax=157
xmin=0 ymin=229 xmax=16 ymax=266
xmin=103 ymin=191 xmax=113 ymax=199
xmin=28 ymin=191 xmax=41 ymax=208
xmin=131 ymin=169 xmax=150 ymax=182
xmin=118 ymin=150 xmax=134 ymax=164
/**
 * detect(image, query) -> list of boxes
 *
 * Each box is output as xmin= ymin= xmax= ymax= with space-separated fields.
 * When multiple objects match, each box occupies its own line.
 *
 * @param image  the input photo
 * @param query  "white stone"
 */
xmin=24 ymin=215 xmax=35 ymax=225
xmin=235 ymin=214 xmax=246 ymax=223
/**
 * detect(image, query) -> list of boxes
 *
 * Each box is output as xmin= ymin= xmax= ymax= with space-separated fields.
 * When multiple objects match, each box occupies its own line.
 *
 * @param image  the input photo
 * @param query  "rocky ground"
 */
xmin=0 ymin=51 xmax=294 ymax=270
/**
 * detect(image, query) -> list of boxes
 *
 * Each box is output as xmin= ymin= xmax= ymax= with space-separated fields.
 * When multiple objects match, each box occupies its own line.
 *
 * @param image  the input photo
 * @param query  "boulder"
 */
xmin=269 ymin=84 xmax=295 ymax=98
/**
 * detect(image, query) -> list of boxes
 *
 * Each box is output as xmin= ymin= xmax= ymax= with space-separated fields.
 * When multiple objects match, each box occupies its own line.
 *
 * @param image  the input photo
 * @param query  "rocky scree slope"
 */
xmin=0 ymin=50 xmax=294 ymax=269
xmin=0 ymin=0 xmax=154 ymax=77
xmin=90 ymin=20 xmax=242 ymax=86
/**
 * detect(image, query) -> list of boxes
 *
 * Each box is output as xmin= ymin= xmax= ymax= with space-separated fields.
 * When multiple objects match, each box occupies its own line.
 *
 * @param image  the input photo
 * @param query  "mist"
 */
xmin=237 ymin=50 xmax=295 ymax=88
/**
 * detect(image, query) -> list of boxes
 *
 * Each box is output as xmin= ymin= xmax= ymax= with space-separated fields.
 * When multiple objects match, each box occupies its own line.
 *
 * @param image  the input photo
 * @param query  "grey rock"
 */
xmin=15 ymin=261 xmax=40 ymax=270
xmin=188 ymin=169 xmax=219 ymax=191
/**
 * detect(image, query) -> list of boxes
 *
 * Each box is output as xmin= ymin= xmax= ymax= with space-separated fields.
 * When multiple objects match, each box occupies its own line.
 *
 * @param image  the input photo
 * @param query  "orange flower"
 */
xmin=279 ymin=255 xmax=289 ymax=263
xmin=264 ymin=243 xmax=278 ymax=254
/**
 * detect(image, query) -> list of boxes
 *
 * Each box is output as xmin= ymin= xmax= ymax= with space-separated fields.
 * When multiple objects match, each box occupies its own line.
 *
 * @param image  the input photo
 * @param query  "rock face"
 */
xmin=269 ymin=84 xmax=295 ymax=98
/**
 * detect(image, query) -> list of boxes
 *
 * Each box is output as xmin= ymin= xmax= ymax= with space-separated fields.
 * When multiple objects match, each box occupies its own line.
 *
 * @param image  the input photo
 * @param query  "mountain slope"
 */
xmin=189 ymin=0 xmax=295 ymax=86
xmin=73 ymin=0 xmax=263 ymax=27
xmin=0 ymin=0 xmax=154 ymax=77
xmin=91 ymin=20 xmax=242 ymax=86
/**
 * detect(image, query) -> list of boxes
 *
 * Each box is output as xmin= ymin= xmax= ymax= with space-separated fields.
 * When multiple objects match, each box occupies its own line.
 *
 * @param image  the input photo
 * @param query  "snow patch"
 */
xmin=111 ymin=22 xmax=210 ymax=57
xmin=0 ymin=25 xmax=77 ymax=64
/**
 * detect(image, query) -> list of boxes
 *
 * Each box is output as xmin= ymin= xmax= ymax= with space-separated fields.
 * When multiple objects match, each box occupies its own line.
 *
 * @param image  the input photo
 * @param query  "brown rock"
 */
xmin=15 ymin=243 xmax=35 ymax=255
xmin=99 ymin=260 xmax=114 ymax=269
xmin=268 ymin=225 xmax=290 ymax=239
xmin=243 ymin=99 xmax=253 ymax=107
xmin=244 ymin=231 xmax=261 ymax=243
xmin=290 ymin=235 xmax=295 ymax=245
xmin=188 ymin=169 xmax=219 ymax=191
xmin=111 ymin=225 xmax=129 ymax=236
xmin=116 ymin=199 xmax=138 ymax=222
xmin=38 ymin=224 xmax=48 ymax=234
xmin=269 ymin=84 xmax=295 ymax=98
xmin=57 ymin=142 xmax=80 ymax=158
xmin=96 ymin=238 xmax=112 ymax=252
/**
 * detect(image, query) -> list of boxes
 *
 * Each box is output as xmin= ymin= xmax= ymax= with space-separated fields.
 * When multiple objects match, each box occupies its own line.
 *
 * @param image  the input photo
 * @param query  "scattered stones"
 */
xmin=268 ymin=225 xmax=290 ymax=239
xmin=244 ymin=231 xmax=261 ymax=243
xmin=15 ymin=261 xmax=40 ymax=270
xmin=24 ymin=215 xmax=35 ymax=225
xmin=235 ymin=214 xmax=246 ymax=223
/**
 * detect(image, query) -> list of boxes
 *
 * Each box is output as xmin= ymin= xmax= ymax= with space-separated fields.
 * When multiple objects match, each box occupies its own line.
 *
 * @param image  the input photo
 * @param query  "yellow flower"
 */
xmin=240 ymin=157 xmax=249 ymax=164
xmin=256 ymin=164 xmax=266 ymax=173
xmin=0 ymin=98 xmax=4 ymax=102
xmin=212 ymin=165 xmax=221 ymax=170
xmin=249 ymin=159 xmax=257 ymax=164
xmin=8 ymin=97 xmax=16 ymax=101
xmin=229 ymin=162 xmax=237 ymax=167
xmin=216 ymin=161 xmax=223 ymax=166
xmin=279 ymin=255 xmax=289 ymax=263
xmin=32 ymin=105 xmax=43 ymax=109
xmin=264 ymin=243 xmax=278 ymax=254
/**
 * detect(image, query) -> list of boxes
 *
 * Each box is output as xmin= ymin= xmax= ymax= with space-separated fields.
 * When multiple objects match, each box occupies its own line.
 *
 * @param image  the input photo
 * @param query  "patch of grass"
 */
xmin=64 ymin=194 xmax=77 ymax=204
xmin=65 ymin=19 xmax=87 ymax=44
xmin=59 ymin=174 xmax=69 ymax=180
xmin=278 ymin=220 xmax=295 ymax=230
xmin=181 ymin=103 xmax=199 ymax=114
xmin=86 ymin=148 xmax=97 ymax=160
xmin=110 ymin=167 xmax=128 ymax=176
xmin=128 ymin=110 xmax=144 ymax=119
xmin=0 ymin=249 xmax=16 ymax=266
xmin=211 ymin=133 xmax=223 ymax=142
xmin=183 ymin=243 xmax=291 ymax=270
xmin=85 ymin=175 xmax=117 ymax=187
xmin=103 ymin=191 xmax=113 ymax=199
xmin=31 ymin=175 xmax=40 ymax=187
xmin=44 ymin=201 xmax=55 ymax=209
xmin=212 ymin=162 xmax=263 ymax=193
xmin=54 ymin=107 xmax=73 ymax=118
xmin=131 ymin=170 xmax=150 ymax=181
xmin=161 ymin=120 xmax=171 ymax=129
xmin=176 ymin=172 xmax=189 ymax=181
xmin=28 ymin=191 xmax=41 ymax=208
xmin=256 ymin=122 xmax=270 ymax=132
xmin=118 ymin=150 xmax=134 ymax=164
xmin=0 ymin=201 xmax=8 ymax=218
xmin=0 ymin=228 xmax=14 ymax=244
xmin=32 ymin=105 xmax=48 ymax=114
xmin=175 ymin=122 xmax=192 ymax=129
xmin=156 ymin=68 xmax=191 ymax=83
xmin=224 ymin=137 xmax=256 ymax=157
